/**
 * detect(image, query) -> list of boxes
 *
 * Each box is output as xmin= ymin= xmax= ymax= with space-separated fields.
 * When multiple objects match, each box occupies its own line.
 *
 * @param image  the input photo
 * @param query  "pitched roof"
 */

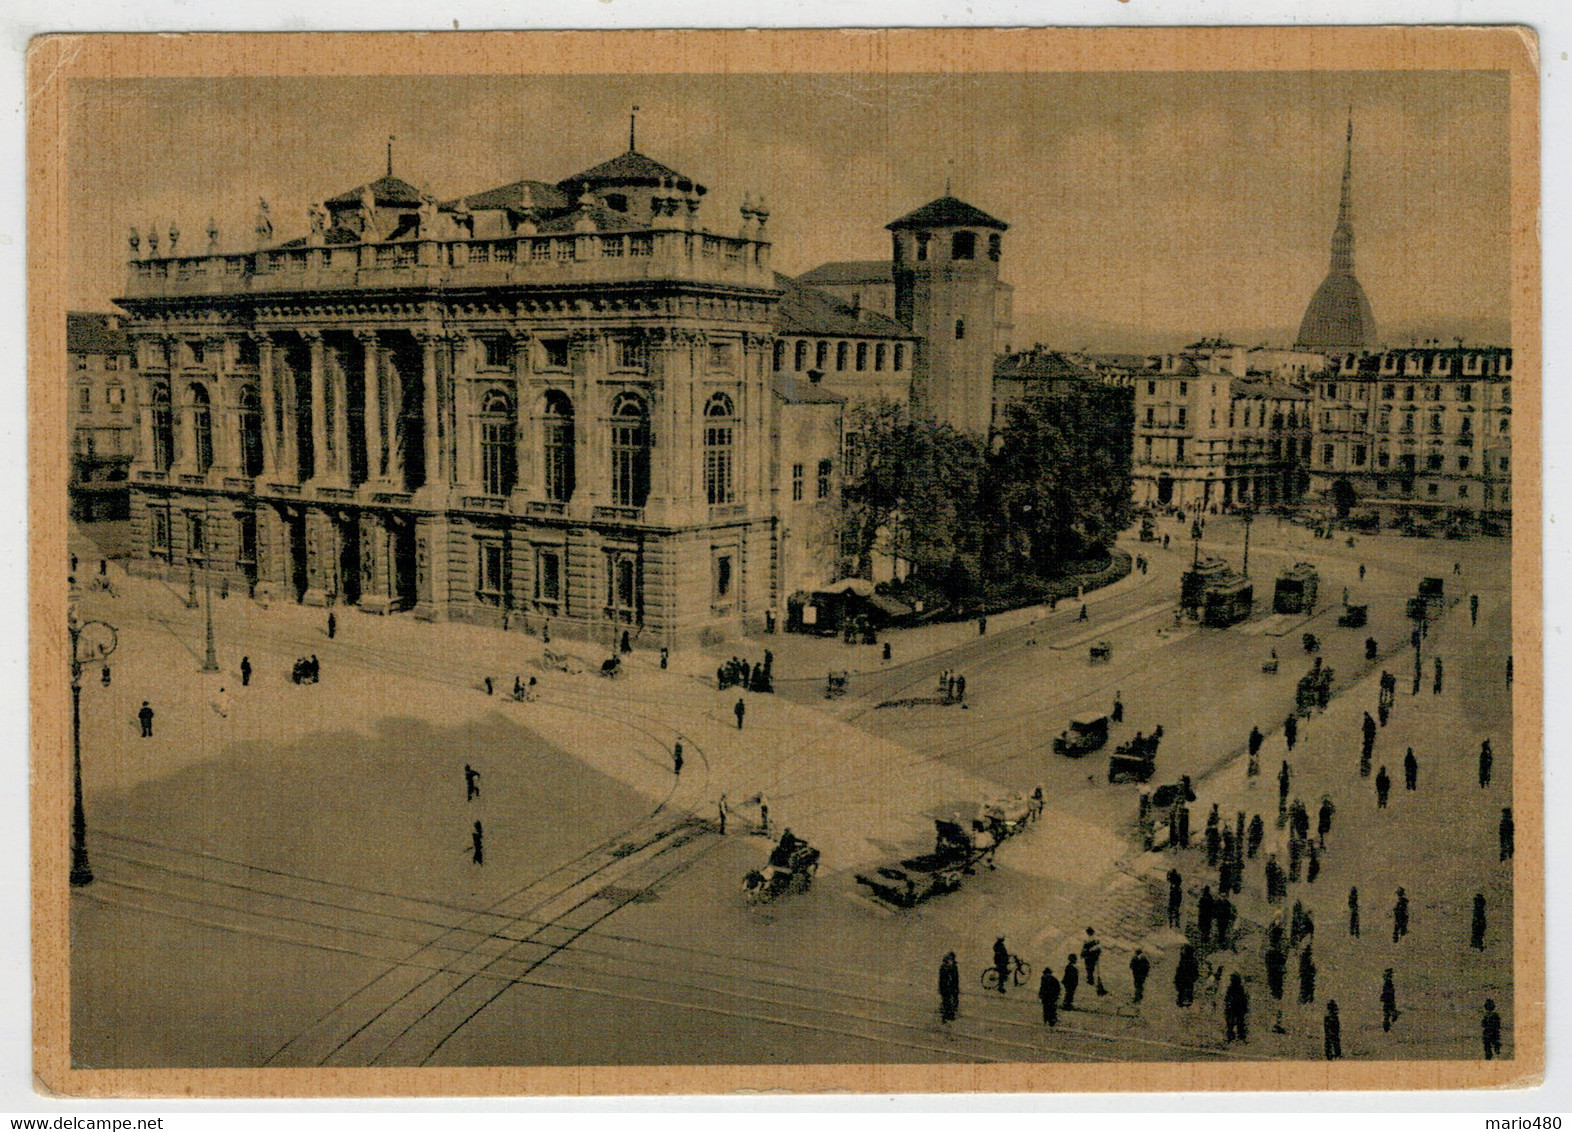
xmin=886 ymin=195 xmax=1008 ymax=232
xmin=772 ymin=274 xmax=914 ymax=340
xmin=324 ymin=175 xmax=424 ymax=208
xmin=442 ymin=179 xmax=571 ymax=214
xmin=558 ymin=150 xmax=705 ymax=195
xmin=1231 ymin=377 xmax=1312 ymax=401
xmin=797 ymin=260 xmax=893 ymax=286
xmin=773 ymin=374 xmax=846 ymax=405
xmin=67 ymin=311 xmax=128 ymax=354
xmin=994 ymin=350 xmax=1093 ymax=382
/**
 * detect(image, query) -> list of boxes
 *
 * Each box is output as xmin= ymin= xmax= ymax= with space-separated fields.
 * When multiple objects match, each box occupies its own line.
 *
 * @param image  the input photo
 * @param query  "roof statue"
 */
xmin=1295 ymin=114 xmax=1378 ymax=351
xmin=253 ymin=198 xmax=272 ymax=246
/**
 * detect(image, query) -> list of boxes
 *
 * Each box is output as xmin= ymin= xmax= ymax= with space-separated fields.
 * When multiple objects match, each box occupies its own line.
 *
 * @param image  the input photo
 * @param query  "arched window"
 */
xmin=794 ymin=340 xmax=808 ymax=371
xmin=479 ymin=390 xmax=516 ymax=496
xmin=703 ymin=392 xmax=735 ymax=506
xmin=773 ymin=339 xmax=786 ymax=371
xmin=541 ymin=390 xmax=575 ymax=503
xmin=238 ymin=385 xmax=264 ymax=477
xmin=150 ymin=382 xmax=173 ymax=471
xmin=816 ymin=341 xmax=829 ymax=369
xmin=610 ymin=392 xmax=650 ymax=509
xmin=836 ymin=342 xmax=849 ymax=372
xmin=189 ymin=383 xmax=213 ymax=474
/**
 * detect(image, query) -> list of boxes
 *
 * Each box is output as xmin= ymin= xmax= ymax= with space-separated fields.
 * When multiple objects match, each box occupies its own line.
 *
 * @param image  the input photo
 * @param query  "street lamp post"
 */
xmin=202 ymin=538 xmax=219 ymax=673
xmin=67 ymin=610 xmax=118 ymax=887
xmin=1241 ymin=508 xmax=1255 ymax=578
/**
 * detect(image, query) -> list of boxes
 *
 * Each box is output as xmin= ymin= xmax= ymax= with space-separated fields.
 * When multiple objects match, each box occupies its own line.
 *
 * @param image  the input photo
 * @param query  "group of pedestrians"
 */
xmin=717 ymin=651 xmax=773 ymax=693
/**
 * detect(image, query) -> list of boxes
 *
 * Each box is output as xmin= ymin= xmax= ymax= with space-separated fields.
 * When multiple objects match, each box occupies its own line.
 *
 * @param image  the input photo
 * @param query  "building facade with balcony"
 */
xmin=114 ymin=145 xmax=783 ymax=647
xmin=1309 ymin=346 xmax=1514 ymax=530
xmin=68 ymin=311 xmax=136 ymax=521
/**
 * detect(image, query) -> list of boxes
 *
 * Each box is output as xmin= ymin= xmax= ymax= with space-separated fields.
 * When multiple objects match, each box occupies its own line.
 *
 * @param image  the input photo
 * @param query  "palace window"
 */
xmin=1459 ymin=483 xmax=1469 ymax=499
xmin=77 ymin=386 xmax=91 ymax=412
xmin=856 ymin=342 xmax=868 ymax=371
xmin=151 ymin=509 xmax=170 ymax=557
xmin=816 ymin=341 xmax=830 ymax=369
xmin=713 ymin=551 xmax=733 ymax=601
xmin=703 ymin=392 xmax=735 ymax=506
xmin=915 ymin=232 xmax=930 ymax=261
xmin=792 ymin=463 xmax=804 ymax=501
xmin=190 ymin=383 xmax=213 ymax=474
xmin=188 ymin=341 xmax=205 ymax=366
xmin=1427 ymin=451 xmax=1444 ymax=471
xmin=481 ymin=337 xmax=513 ymax=369
xmin=238 ymin=337 xmax=259 ymax=366
xmin=1499 ymin=417 xmax=1510 ymax=435
xmin=1354 ymin=445 xmax=1367 ymax=466
xmin=1458 ymin=384 xmax=1473 ymax=403
xmin=541 ymin=338 xmax=569 ymax=369
xmin=773 ymin=340 xmax=786 ymax=370
xmin=610 ymin=392 xmax=651 ymax=509
xmin=817 ymin=458 xmax=832 ymax=499
xmin=107 ymin=385 xmax=125 ymax=412
xmin=608 ymin=553 xmax=638 ymax=622
xmin=542 ymin=390 xmax=575 ymax=503
xmin=151 ymin=383 xmax=173 ymax=471
xmin=1458 ymin=454 xmax=1471 ymax=472
xmin=1382 ymin=384 xmax=1395 ymax=401
xmin=238 ymin=385 xmax=264 ymax=477
xmin=795 ymin=341 xmax=808 ymax=371
xmin=534 ymin=547 xmax=561 ymax=606
xmin=875 ymin=343 xmax=887 ymax=371
xmin=104 ymin=356 xmax=119 ymax=372
xmin=1323 ymin=444 xmax=1335 ymax=465
xmin=613 ymin=335 xmax=647 ymax=371
xmin=476 ymin=540 xmax=506 ymax=606
xmin=951 ymin=232 xmax=976 ymax=260
xmin=479 ymin=390 xmax=517 ymax=496
xmin=836 ymin=342 xmax=849 ymax=371
xmin=894 ymin=344 xmax=905 ymax=370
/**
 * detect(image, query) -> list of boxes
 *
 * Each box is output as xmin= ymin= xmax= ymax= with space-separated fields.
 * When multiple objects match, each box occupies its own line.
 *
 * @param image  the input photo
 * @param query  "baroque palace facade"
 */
xmin=116 ymin=146 xmax=782 ymax=646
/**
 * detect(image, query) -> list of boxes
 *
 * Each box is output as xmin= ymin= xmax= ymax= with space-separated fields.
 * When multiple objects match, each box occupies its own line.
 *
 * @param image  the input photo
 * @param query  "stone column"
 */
xmin=305 ymin=330 xmax=327 ymax=481
xmin=452 ymin=336 xmax=474 ymax=490
xmin=357 ymin=512 xmax=393 ymax=614
xmin=418 ymin=332 xmax=442 ymax=487
xmin=329 ymin=339 xmax=351 ymax=482
xmin=256 ymin=335 xmax=278 ymax=478
xmin=356 ymin=330 xmax=383 ymax=484
xmin=509 ymin=330 xmax=533 ymax=499
xmin=133 ymin=371 xmax=157 ymax=472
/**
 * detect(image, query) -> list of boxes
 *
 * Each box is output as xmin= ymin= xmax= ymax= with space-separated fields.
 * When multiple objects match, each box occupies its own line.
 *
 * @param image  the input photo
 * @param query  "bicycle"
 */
xmin=980 ymin=954 xmax=1032 ymax=991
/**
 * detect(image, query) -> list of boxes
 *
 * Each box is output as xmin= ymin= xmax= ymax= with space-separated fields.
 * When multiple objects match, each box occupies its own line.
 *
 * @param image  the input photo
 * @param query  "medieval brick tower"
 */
xmin=887 ymin=195 xmax=1009 ymax=434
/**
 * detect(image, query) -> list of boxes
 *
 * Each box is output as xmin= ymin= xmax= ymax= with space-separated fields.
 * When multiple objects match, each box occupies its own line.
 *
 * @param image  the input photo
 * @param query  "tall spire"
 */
xmin=629 ymin=105 xmax=639 ymax=152
xmin=387 ymin=134 xmax=395 ymax=177
xmin=1328 ymin=110 xmax=1355 ymax=274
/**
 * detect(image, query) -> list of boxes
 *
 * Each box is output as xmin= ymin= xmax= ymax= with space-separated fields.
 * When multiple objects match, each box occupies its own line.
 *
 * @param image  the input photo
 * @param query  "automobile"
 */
xmin=1053 ymin=713 xmax=1110 ymax=757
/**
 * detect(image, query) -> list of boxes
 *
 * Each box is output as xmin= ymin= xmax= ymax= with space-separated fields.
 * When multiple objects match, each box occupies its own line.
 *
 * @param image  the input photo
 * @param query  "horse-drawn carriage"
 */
xmin=1089 ymin=640 xmax=1112 ymax=665
xmin=1296 ymin=658 xmax=1335 ymax=714
xmin=1053 ymin=713 xmax=1110 ymax=757
xmin=1108 ymin=727 xmax=1163 ymax=783
xmin=1338 ymin=603 xmax=1368 ymax=628
xmin=541 ymin=648 xmax=583 ymax=675
xmin=743 ymin=829 xmax=821 ymax=903
xmin=856 ymin=801 xmax=1039 ymax=908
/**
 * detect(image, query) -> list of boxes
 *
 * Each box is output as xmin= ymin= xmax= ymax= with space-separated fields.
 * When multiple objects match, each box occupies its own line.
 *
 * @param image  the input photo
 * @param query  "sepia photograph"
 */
xmin=28 ymin=27 xmax=1542 ymax=1096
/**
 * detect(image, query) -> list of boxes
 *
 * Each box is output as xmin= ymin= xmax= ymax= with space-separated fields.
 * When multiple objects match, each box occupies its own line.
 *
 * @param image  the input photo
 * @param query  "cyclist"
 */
xmin=992 ymin=937 xmax=1011 ymax=995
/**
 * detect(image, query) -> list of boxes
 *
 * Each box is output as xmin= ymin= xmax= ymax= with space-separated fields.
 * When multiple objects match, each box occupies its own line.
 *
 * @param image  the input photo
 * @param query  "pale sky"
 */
xmin=67 ymin=70 xmax=1512 ymax=350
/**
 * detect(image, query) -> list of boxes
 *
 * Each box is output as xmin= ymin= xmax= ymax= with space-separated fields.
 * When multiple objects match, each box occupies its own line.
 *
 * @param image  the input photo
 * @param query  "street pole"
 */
xmin=69 ymin=636 xmax=91 ymax=887
xmin=1242 ymin=510 xmax=1253 ymax=578
xmin=202 ymin=551 xmax=219 ymax=672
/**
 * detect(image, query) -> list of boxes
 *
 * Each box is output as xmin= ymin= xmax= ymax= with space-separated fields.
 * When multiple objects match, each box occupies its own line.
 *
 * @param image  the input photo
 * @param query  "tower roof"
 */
xmin=1295 ymin=114 xmax=1378 ymax=350
xmin=324 ymin=174 xmax=424 ymax=208
xmin=886 ymin=195 xmax=1008 ymax=232
xmin=558 ymin=150 xmax=705 ymax=196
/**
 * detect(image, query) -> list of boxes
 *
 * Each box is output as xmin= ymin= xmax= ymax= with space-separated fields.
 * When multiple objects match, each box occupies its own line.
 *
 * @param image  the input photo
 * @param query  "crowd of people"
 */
xmin=718 ymin=651 xmax=774 ymax=693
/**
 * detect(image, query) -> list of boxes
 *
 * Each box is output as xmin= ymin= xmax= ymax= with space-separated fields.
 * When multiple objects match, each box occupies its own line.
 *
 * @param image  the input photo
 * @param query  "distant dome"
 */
xmin=1297 ymin=271 xmax=1377 ymax=350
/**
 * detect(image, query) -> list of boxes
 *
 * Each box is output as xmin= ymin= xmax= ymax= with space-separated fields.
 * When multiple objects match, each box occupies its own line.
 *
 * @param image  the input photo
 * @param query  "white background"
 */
xmin=0 ymin=0 xmax=1565 ymax=1124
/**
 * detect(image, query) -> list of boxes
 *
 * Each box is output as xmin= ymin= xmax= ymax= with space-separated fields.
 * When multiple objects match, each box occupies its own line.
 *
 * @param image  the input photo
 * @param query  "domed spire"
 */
xmin=1296 ymin=110 xmax=1377 ymax=351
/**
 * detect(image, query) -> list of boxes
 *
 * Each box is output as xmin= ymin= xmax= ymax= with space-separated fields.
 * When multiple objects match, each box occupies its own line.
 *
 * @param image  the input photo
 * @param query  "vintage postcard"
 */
xmin=28 ymin=27 xmax=1542 ymax=1096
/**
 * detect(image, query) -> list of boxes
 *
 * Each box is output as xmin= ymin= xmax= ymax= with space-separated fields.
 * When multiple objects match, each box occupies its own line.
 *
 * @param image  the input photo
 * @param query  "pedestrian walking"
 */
xmin=939 ymin=952 xmax=961 ymax=1022
xmin=1500 ymin=807 xmax=1515 ymax=861
xmin=464 ymin=763 xmax=480 ymax=801
xmin=1278 ymin=761 xmax=1292 ymax=819
xmin=990 ymin=937 xmax=1011 ymax=995
xmin=1177 ymin=803 xmax=1191 ymax=849
xmin=1306 ymin=844 xmax=1321 ymax=885
xmin=1130 ymin=948 xmax=1151 ymax=1004
xmin=1404 ymin=748 xmax=1418 ymax=791
xmin=1167 ymin=868 xmax=1183 ymax=928
xmin=1265 ymin=854 xmax=1285 ymax=904
xmin=1112 ymin=692 xmax=1123 ymax=723
xmin=1298 ymin=943 xmax=1317 ymax=1004
xmin=1215 ymin=895 xmax=1235 ymax=949
xmin=1482 ymin=999 xmax=1503 ymax=1059
xmin=1206 ymin=824 xmax=1221 ymax=868
xmin=1288 ymin=836 xmax=1303 ymax=883
xmin=1284 ymin=716 xmax=1297 ymax=752
xmin=1061 ymin=954 xmax=1080 ymax=1010
xmin=1323 ymin=1000 xmax=1343 ymax=1059
xmin=1472 ymin=893 xmax=1488 ymax=950
xmin=1359 ymin=562 xmax=1366 ymax=580
xmin=484 ymin=676 xmax=494 ymax=696
xmin=1174 ymin=943 xmax=1199 ymax=1007
xmin=1198 ymin=885 xmax=1216 ymax=940
xmin=1317 ymin=797 xmax=1335 ymax=848
xmin=240 ymin=656 xmax=252 ymax=687
xmin=956 ymin=674 xmax=967 ymax=704
xmin=471 ymin=820 xmax=484 ymax=865
xmin=672 ymin=741 xmax=684 ymax=777
xmin=327 ymin=610 xmax=336 ymax=639
xmin=734 ymin=698 xmax=746 ymax=730
xmin=759 ymin=797 xmax=770 ymax=834
xmin=1038 ymin=966 xmax=1061 ymax=1026
xmin=1479 ymin=739 xmax=1493 ymax=788
xmin=620 ymin=630 xmax=632 ymax=654
xmin=1433 ymin=656 xmax=1444 ymax=695
xmin=1471 ymin=593 xmax=1480 ymax=625
xmin=1375 ymin=766 xmax=1391 ymax=809
xmin=1393 ymin=887 xmax=1410 ymax=942
xmin=1348 ymin=886 xmax=1361 ymax=937
xmin=659 ymin=646 xmax=669 ymax=670
xmin=1248 ymin=814 xmax=1264 ymax=859
xmin=1265 ymin=942 xmax=1287 ymax=1001
xmin=1081 ymin=928 xmax=1105 ymax=994
xmin=1378 ymin=700 xmax=1390 ymax=729
xmin=137 ymin=701 xmax=154 ymax=738
xmin=1381 ymin=968 xmax=1399 ymax=1032
xmin=1224 ymin=972 xmax=1249 ymax=1042
xmin=716 ymin=794 xmax=729 ymax=834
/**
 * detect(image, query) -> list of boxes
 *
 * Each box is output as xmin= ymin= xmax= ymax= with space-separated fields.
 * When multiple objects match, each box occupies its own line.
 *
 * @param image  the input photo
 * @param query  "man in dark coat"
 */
xmin=327 ymin=610 xmax=336 ymax=639
xmin=1264 ymin=942 xmax=1286 ymax=1001
xmin=1472 ymin=894 xmax=1488 ymax=950
xmin=1323 ymin=1000 xmax=1343 ymax=1059
xmin=939 ymin=952 xmax=961 ymax=1022
xmin=1081 ymin=928 xmax=1105 ymax=994
xmin=1248 ymin=814 xmax=1265 ymax=859
xmin=471 ymin=820 xmax=485 ymax=865
xmin=1381 ymin=968 xmax=1399 ymax=1031
xmin=1348 ymin=886 xmax=1361 ymax=937
xmin=1479 ymin=739 xmax=1494 ymax=787
xmin=1206 ymin=824 xmax=1221 ymax=868
xmin=1306 ymin=844 xmax=1321 ymax=885
xmin=1129 ymin=948 xmax=1151 ymax=1004
xmin=1433 ymin=656 xmax=1444 ymax=694
xmin=1284 ymin=716 xmax=1298 ymax=752
xmin=1198 ymin=885 xmax=1216 ymax=941
xmin=1248 ymin=725 xmax=1264 ymax=759
xmin=240 ymin=656 xmax=252 ymax=687
xmin=137 ymin=701 xmax=155 ymax=737
xmin=1278 ymin=762 xmax=1293 ymax=813
xmin=1375 ymin=766 xmax=1391 ymax=808
xmin=1061 ymin=954 xmax=1080 ymax=1010
xmin=464 ymin=763 xmax=480 ymax=801
xmin=1177 ymin=803 xmax=1191 ymax=849
xmin=1215 ymin=895 xmax=1234 ymax=949
xmin=1404 ymin=747 xmax=1419 ymax=791
xmin=1224 ymin=972 xmax=1249 ymax=1042
xmin=1298 ymin=943 xmax=1317 ymax=1004
xmin=1167 ymin=868 xmax=1183 ymax=928
xmin=1393 ymin=887 xmax=1410 ymax=942
xmin=1288 ymin=835 xmax=1304 ymax=883
xmin=1318 ymin=797 xmax=1335 ymax=848
xmin=1482 ymin=999 xmax=1503 ymax=1059
xmin=734 ymin=697 xmax=746 ymax=729
xmin=1264 ymin=854 xmax=1285 ymax=904
xmin=1174 ymin=944 xmax=1199 ymax=1007
xmin=1500 ymin=808 xmax=1515 ymax=861
xmin=992 ymin=937 xmax=1011 ymax=995
xmin=1112 ymin=692 xmax=1124 ymax=723
xmin=1038 ymin=966 xmax=1061 ymax=1026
